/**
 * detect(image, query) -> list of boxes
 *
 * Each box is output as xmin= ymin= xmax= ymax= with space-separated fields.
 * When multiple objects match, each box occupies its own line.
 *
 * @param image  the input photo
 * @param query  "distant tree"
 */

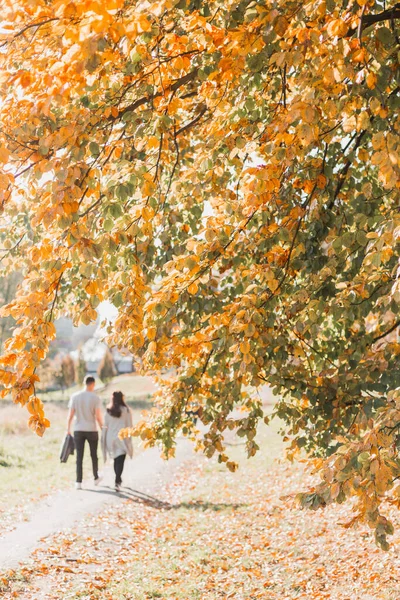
xmin=36 ymin=358 xmax=57 ymax=391
xmin=53 ymin=355 xmax=76 ymax=394
xmin=62 ymin=355 xmax=76 ymax=389
xmin=75 ymin=349 xmax=87 ymax=385
xmin=52 ymin=362 xmax=64 ymax=393
xmin=97 ymin=348 xmax=117 ymax=384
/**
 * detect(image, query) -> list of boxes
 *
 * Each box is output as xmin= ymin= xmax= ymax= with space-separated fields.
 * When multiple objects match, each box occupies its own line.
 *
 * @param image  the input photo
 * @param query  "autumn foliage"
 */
xmin=0 ymin=0 xmax=399 ymax=545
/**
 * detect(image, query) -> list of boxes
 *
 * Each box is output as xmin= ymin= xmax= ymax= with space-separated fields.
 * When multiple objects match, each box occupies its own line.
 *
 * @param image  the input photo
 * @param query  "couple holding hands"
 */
xmin=67 ymin=376 xmax=133 ymax=492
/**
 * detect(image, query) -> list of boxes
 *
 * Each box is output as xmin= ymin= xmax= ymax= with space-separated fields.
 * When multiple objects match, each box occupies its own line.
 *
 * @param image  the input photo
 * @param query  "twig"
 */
xmin=154 ymin=132 xmax=164 ymax=182
xmin=0 ymin=18 xmax=58 ymax=48
xmin=371 ymin=319 xmax=400 ymax=344
xmin=176 ymin=106 xmax=207 ymax=136
xmin=358 ymin=5 xmax=367 ymax=42
xmin=0 ymin=233 xmax=25 ymax=254
xmin=327 ymin=130 xmax=367 ymax=209
xmin=79 ymin=195 xmax=104 ymax=218
xmin=112 ymin=69 xmax=198 ymax=121
xmin=48 ymin=274 xmax=63 ymax=323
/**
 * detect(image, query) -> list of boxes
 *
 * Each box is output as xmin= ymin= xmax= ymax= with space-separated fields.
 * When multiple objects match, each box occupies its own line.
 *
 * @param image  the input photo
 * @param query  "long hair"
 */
xmin=107 ymin=391 xmax=128 ymax=418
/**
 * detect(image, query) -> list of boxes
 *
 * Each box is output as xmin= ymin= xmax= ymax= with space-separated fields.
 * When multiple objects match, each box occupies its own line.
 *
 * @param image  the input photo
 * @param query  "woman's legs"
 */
xmin=113 ymin=453 xmax=126 ymax=485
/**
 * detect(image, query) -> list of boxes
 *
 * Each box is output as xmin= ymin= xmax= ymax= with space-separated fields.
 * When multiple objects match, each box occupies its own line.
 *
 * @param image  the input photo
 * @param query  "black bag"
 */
xmin=60 ymin=433 xmax=75 ymax=463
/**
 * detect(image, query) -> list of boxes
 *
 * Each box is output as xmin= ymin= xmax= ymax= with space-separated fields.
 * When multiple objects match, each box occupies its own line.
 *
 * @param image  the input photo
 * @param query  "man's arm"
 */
xmin=67 ymin=407 xmax=75 ymax=435
xmin=95 ymin=405 xmax=103 ymax=429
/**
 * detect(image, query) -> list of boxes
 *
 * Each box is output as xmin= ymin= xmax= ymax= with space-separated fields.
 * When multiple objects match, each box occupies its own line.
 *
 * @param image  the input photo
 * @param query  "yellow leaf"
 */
xmin=142 ymin=206 xmax=155 ymax=221
xmin=352 ymin=47 xmax=367 ymax=63
xmin=137 ymin=14 xmax=152 ymax=32
xmin=268 ymin=278 xmax=279 ymax=292
xmin=188 ymin=282 xmax=198 ymax=295
xmin=147 ymin=326 xmax=157 ymax=340
xmin=147 ymin=136 xmax=160 ymax=149
xmin=142 ymin=180 xmax=156 ymax=196
xmin=316 ymin=174 xmax=327 ymax=189
xmin=239 ymin=340 xmax=250 ymax=354
xmin=273 ymin=16 xmax=289 ymax=37
xmin=85 ymin=281 xmax=98 ymax=295
xmin=227 ymin=461 xmax=238 ymax=472
xmin=327 ymin=19 xmax=348 ymax=37
xmin=342 ymin=115 xmax=357 ymax=133
xmin=366 ymin=72 xmax=377 ymax=89
xmin=301 ymin=105 xmax=318 ymax=124
xmin=0 ymin=145 xmax=10 ymax=164
xmin=19 ymin=71 xmax=32 ymax=88
xmin=148 ymin=341 xmax=157 ymax=353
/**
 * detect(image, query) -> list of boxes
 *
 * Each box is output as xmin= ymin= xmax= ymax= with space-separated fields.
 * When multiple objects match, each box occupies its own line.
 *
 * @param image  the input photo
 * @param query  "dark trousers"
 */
xmin=114 ymin=453 xmax=126 ymax=485
xmin=74 ymin=431 xmax=99 ymax=483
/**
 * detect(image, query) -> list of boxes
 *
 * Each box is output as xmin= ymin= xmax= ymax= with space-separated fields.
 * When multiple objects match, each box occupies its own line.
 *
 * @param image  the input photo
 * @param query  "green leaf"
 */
xmin=376 ymin=27 xmax=394 ymax=45
xmin=89 ymin=142 xmax=100 ymax=156
xmin=104 ymin=218 xmax=113 ymax=232
xmin=113 ymin=292 xmax=123 ymax=308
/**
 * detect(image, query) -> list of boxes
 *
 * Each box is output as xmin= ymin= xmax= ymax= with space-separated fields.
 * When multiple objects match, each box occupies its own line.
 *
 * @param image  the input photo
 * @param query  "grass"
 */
xmin=0 ymin=374 xmax=154 ymax=533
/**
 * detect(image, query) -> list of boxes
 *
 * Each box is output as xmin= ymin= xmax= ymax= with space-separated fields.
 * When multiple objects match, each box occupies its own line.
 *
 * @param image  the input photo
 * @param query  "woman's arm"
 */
xmin=124 ymin=407 xmax=134 ymax=458
xmin=126 ymin=407 xmax=133 ymax=428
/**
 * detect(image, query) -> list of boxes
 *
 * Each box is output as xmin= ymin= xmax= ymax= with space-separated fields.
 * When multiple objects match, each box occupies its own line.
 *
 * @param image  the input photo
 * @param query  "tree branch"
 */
xmin=0 ymin=18 xmax=58 ymax=48
xmin=48 ymin=274 xmax=63 ymax=323
xmin=176 ymin=106 xmax=207 ymax=136
xmin=344 ymin=4 xmax=400 ymax=38
xmin=79 ymin=195 xmax=104 ymax=218
xmin=372 ymin=319 xmax=400 ymax=343
xmin=327 ymin=130 xmax=367 ymax=210
xmin=113 ymin=69 xmax=198 ymax=121
xmin=363 ymin=4 xmax=400 ymax=27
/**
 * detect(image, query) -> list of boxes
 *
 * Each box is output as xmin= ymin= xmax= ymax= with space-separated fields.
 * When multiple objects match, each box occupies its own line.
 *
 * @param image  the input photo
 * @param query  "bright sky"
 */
xmin=98 ymin=300 xmax=118 ymax=322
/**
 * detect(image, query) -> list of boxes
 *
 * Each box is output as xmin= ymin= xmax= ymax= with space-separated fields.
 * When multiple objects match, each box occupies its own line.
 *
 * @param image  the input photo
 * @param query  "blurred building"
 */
xmin=70 ymin=337 xmax=134 ymax=375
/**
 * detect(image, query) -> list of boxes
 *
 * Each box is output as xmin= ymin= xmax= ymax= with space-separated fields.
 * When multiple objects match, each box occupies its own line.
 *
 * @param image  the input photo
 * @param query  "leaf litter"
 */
xmin=1 ymin=425 xmax=400 ymax=599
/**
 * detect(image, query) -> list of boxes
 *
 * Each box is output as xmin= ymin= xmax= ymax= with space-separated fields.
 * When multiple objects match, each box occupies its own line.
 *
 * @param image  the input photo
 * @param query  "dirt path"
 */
xmin=0 ymin=437 xmax=196 ymax=572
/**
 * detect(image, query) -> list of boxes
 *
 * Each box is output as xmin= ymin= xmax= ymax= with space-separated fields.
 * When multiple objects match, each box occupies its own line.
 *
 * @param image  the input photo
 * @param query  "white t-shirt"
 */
xmin=69 ymin=390 xmax=102 ymax=432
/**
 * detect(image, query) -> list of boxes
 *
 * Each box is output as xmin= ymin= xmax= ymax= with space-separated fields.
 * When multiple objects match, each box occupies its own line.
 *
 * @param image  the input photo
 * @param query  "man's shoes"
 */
xmin=75 ymin=482 xmax=82 ymax=490
xmin=115 ymin=483 xmax=121 ymax=492
xmin=94 ymin=475 xmax=103 ymax=486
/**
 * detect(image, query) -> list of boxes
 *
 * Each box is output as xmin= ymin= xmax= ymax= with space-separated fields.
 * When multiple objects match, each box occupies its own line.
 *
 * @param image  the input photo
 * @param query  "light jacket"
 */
xmin=101 ymin=406 xmax=133 ymax=461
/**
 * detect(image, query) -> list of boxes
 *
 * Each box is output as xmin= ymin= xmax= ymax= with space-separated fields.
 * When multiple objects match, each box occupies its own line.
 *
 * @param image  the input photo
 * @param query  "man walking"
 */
xmin=67 ymin=376 xmax=103 ymax=489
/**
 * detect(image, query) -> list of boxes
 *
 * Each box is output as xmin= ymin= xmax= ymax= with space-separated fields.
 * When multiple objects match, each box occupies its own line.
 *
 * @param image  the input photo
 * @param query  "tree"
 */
xmin=36 ymin=357 xmax=58 ymax=391
xmin=75 ymin=348 xmax=87 ymax=385
xmin=0 ymin=0 xmax=399 ymax=545
xmin=97 ymin=348 xmax=117 ymax=383
xmin=62 ymin=355 xmax=76 ymax=389
xmin=53 ymin=355 xmax=76 ymax=394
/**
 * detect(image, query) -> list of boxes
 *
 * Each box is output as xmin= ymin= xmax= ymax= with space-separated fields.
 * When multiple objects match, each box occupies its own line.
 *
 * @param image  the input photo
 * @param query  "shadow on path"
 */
xmin=86 ymin=486 xmax=246 ymax=512
xmin=84 ymin=486 xmax=172 ymax=508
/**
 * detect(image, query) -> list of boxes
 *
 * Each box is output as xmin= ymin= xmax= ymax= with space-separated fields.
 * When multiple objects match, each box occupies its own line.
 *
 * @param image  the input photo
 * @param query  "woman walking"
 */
xmin=102 ymin=391 xmax=133 ymax=491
